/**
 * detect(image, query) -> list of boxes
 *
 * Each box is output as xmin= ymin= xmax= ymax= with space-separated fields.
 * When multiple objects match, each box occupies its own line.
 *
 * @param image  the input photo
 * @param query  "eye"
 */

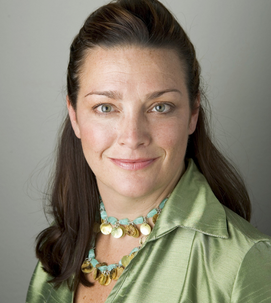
xmin=151 ymin=103 xmax=172 ymax=113
xmin=95 ymin=104 xmax=113 ymax=113
xmin=154 ymin=104 xmax=166 ymax=112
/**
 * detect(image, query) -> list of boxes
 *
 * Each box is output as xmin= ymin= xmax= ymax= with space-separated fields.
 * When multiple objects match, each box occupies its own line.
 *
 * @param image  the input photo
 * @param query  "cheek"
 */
xmin=154 ymin=119 xmax=190 ymax=152
xmin=79 ymin=121 xmax=114 ymax=156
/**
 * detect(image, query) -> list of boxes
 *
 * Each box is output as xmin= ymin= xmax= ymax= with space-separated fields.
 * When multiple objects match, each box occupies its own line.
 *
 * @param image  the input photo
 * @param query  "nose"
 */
xmin=117 ymin=111 xmax=151 ymax=149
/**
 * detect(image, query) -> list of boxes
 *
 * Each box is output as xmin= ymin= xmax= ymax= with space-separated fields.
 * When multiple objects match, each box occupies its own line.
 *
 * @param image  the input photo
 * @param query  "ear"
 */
xmin=66 ymin=96 xmax=81 ymax=138
xmin=188 ymin=94 xmax=200 ymax=135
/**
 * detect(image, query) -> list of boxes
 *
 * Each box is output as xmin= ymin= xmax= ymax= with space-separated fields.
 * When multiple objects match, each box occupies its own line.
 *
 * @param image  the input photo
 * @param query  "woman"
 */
xmin=26 ymin=0 xmax=271 ymax=302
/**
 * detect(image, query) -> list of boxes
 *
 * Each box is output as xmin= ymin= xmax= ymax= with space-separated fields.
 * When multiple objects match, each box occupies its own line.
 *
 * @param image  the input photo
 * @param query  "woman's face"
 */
xmin=68 ymin=46 xmax=199 ymax=199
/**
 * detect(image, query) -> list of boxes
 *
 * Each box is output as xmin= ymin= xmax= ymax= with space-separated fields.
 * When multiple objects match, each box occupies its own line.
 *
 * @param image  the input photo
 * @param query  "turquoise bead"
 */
xmin=101 ymin=211 xmax=107 ymax=220
xmin=130 ymin=247 xmax=139 ymax=255
xmin=108 ymin=264 xmax=117 ymax=271
xmin=91 ymin=259 xmax=99 ymax=267
xmin=159 ymin=198 xmax=168 ymax=209
xmin=119 ymin=218 xmax=129 ymax=225
xmin=133 ymin=216 xmax=144 ymax=224
xmin=99 ymin=266 xmax=107 ymax=272
xmin=147 ymin=208 xmax=157 ymax=218
xmin=88 ymin=249 xmax=95 ymax=259
xmin=108 ymin=216 xmax=118 ymax=225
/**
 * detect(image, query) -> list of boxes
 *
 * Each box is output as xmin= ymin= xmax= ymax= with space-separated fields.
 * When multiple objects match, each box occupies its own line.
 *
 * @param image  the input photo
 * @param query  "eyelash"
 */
xmin=93 ymin=102 xmax=174 ymax=114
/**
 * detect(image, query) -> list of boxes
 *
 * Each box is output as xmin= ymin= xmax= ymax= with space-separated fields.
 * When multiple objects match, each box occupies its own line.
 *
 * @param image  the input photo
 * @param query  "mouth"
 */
xmin=109 ymin=157 xmax=158 ymax=171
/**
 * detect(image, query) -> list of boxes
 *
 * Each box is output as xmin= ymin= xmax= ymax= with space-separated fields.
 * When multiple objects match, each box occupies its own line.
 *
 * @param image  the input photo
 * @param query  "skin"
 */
xmin=68 ymin=46 xmax=199 ymax=302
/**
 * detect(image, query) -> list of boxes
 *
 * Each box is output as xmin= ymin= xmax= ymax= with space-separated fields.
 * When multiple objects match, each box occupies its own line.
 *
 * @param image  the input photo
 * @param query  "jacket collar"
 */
xmin=148 ymin=159 xmax=229 ymax=241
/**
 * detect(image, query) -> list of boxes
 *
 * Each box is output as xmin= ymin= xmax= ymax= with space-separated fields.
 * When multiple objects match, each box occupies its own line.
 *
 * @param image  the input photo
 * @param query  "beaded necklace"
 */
xmin=81 ymin=195 xmax=169 ymax=286
xmin=81 ymin=237 xmax=140 ymax=286
xmin=100 ymin=197 xmax=168 ymax=239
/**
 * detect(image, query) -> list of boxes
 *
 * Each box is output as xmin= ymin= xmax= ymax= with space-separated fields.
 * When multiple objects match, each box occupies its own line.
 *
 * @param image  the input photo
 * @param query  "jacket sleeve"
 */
xmin=230 ymin=240 xmax=271 ymax=303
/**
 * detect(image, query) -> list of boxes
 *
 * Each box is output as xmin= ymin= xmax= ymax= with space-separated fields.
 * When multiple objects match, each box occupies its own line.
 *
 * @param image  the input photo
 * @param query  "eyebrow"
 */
xmin=84 ymin=90 xmax=122 ymax=99
xmin=84 ymin=88 xmax=182 ymax=100
xmin=146 ymin=89 xmax=182 ymax=100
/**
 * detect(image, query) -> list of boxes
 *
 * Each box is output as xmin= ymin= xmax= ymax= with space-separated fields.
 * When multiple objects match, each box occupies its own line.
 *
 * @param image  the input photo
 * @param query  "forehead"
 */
xmin=78 ymin=46 xmax=187 ymax=96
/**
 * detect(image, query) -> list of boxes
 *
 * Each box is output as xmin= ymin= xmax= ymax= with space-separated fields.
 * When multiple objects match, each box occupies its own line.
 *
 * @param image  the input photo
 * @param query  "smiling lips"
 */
xmin=110 ymin=158 xmax=158 ymax=170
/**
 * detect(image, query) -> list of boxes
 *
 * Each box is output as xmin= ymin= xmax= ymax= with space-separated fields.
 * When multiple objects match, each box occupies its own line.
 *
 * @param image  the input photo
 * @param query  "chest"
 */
xmin=74 ymin=229 xmax=234 ymax=303
xmin=74 ymin=279 xmax=116 ymax=303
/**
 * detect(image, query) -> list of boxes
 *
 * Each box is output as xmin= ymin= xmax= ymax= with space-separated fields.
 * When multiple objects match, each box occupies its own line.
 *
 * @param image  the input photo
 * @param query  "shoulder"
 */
xmin=190 ymin=205 xmax=271 ymax=267
xmin=220 ymin=207 xmax=271 ymax=302
xmin=208 ymin=205 xmax=271 ymax=269
xmin=223 ymin=205 xmax=271 ymax=248
xmin=26 ymin=262 xmax=73 ymax=303
xmin=187 ymin=206 xmax=271 ymax=302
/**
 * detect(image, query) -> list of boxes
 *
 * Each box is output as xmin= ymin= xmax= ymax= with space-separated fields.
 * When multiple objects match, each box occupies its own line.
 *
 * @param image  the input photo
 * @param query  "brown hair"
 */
xmin=36 ymin=0 xmax=251 ymax=289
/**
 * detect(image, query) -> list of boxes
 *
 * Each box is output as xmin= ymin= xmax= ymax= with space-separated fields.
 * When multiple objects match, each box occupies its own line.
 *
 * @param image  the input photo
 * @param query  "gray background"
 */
xmin=1 ymin=0 xmax=271 ymax=302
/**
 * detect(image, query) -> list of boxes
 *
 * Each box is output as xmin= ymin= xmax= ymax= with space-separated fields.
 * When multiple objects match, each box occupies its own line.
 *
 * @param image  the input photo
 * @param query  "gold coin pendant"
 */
xmin=140 ymin=223 xmax=152 ymax=235
xmin=120 ymin=225 xmax=126 ymax=237
xmin=139 ymin=235 xmax=148 ymax=245
xmin=129 ymin=252 xmax=136 ymax=260
xmin=92 ymin=268 xmax=100 ymax=280
xmin=125 ymin=224 xmax=140 ymax=238
xmin=81 ymin=259 xmax=93 ymax=274
xmin=116 ymin=266 xmax=124 ymax=279
xmin=100 ymin=223 xmax=112 ymax=235
xmin=97 ymin=262 xmax=108 ymax=267
xmin=121 ymin=255 xmax=131 ymax=267
xmin=111 ymin=226 xmax=125 ymax=238
xmin=104 ymin=274 xmax=112 ymax=286
xmin=93 ymin=222 xmax=101 ymax=233
xmin=152 ymin=214 xmax=159 ymax=224
xmin=110 ymin=268 xmax=118 ymax=280
xmin=99 ymin=273 xmax=107 ymax=285
xmin=134 ymin=228 xmax=140 ymax=238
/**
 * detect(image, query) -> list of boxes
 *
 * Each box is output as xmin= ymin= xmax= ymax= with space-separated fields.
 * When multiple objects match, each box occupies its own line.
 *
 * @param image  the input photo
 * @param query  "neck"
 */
xmin=96 ymin=160 xmax=186 ymax=219
xmin=97 ymin=181 xmax=176 ymax=221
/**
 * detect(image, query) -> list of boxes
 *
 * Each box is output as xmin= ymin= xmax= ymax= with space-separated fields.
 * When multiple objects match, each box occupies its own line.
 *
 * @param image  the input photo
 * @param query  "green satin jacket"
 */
xmin=26 ymin=160 xmax=271 ymax=302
